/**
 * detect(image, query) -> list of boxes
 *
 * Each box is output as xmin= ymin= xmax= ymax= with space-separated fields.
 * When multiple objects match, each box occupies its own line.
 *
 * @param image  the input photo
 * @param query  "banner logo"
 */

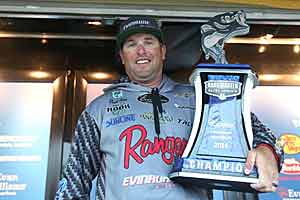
xmin=281 ymin=158 xmax=300 ymax=175
xmin=277 ymin=134 xmax=300 ymax=154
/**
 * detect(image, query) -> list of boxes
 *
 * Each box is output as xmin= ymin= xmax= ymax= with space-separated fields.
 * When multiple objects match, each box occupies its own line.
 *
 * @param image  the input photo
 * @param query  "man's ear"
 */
xmin=162 ymin=45 xmax=167 ymax=61
xmin=119 ymin=51 xmax=125 ymax=64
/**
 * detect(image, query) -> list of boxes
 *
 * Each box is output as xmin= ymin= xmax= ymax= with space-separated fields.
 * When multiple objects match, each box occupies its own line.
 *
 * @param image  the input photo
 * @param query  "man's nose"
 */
xmin=136 ymin=44 xmax=146 ymax=55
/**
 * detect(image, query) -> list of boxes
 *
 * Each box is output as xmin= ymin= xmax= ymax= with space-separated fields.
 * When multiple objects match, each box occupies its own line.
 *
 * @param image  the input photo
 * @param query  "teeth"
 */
xmin=136 ymin=59 xmax=150 ymax=64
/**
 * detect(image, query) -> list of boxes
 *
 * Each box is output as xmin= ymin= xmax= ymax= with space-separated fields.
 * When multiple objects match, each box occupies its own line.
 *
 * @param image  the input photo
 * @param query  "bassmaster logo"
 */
xmin=204 ymin=80 xmax=242 ymax=100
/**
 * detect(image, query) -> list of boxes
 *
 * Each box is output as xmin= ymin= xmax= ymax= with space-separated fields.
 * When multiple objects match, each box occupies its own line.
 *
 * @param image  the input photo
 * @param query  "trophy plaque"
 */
xmin=169 ymin=10 xmax=259 ymax=192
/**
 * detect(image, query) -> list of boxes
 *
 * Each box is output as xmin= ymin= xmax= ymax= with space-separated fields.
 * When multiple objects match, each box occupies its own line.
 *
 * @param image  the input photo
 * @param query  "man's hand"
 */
xmin=244 ymin=145 xmax=279 ymax=192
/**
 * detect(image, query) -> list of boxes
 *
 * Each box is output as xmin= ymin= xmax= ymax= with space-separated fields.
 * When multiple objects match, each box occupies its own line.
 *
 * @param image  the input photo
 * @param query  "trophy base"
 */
xmin=169 ymin=171 xmax=258 ymax=193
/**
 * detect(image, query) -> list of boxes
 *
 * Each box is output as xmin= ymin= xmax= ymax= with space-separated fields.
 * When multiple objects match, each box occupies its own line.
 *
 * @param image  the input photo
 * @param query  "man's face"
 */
xmin=119 ymin=33 xmax=166 ymax=86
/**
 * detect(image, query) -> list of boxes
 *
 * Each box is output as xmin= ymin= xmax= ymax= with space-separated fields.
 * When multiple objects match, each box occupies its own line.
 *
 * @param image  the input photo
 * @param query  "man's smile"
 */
xmin=136 ymin=59 xmax=151 ymax=64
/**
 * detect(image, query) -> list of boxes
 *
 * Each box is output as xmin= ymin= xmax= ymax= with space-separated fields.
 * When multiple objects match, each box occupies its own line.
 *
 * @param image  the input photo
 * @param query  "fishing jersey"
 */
xmin=56 ymin=75 xmax=279 ymax=200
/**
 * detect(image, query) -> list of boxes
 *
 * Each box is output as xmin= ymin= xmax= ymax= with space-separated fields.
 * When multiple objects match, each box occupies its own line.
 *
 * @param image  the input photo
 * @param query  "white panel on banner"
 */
xmin=252 ymin=86 xmax=300 ymax=200
xmin=0 ymin=82 xmax=53 ymax=199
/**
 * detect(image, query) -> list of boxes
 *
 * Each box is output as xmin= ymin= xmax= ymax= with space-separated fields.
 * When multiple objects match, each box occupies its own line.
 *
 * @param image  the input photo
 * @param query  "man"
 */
xmin=55 ymin=16 xmax=281 ymax=200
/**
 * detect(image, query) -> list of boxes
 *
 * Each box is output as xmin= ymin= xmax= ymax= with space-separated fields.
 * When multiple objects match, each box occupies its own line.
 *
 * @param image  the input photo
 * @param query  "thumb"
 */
xmin=244 ymin=149 xmax=256 ymax=175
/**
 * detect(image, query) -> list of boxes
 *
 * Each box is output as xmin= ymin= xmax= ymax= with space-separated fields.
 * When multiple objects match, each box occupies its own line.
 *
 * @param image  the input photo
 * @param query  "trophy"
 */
xmin=169 ymin=10 xmax=259 ymax=192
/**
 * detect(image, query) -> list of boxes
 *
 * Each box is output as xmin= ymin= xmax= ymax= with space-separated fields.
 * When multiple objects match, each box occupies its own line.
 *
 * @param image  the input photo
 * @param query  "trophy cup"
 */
xmin=169 ymin=10 xmax=259 ymax=192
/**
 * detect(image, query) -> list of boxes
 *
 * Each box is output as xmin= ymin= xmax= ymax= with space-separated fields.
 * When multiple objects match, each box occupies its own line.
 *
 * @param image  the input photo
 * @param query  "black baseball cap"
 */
xmin=116 ymin=16 xmax=164 ymax=50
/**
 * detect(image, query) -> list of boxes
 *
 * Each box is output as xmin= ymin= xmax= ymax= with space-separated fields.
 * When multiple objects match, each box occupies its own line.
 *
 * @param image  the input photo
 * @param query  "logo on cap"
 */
xmin=123 ymin=20 xmax=150 ymax=31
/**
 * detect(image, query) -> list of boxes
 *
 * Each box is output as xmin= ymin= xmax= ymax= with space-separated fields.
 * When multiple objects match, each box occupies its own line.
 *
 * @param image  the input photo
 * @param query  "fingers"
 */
xmin=248 ymin=147 xmax=279 ymax=192
xmin=250 ymin=181 xmax=277 ymax=192
xmin=244 ymin=150 xmax=256 ymax=175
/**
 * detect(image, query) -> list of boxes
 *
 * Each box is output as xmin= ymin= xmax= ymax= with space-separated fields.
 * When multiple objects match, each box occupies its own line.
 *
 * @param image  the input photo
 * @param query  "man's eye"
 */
xmin=145 ymin=40 xmax=154 ymax=45
xmin=125 ymin=42 xmax=136 ymax=47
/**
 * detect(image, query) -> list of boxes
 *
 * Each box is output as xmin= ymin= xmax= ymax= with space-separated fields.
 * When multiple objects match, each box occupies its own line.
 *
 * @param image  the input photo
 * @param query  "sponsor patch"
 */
xmin=140 ymin=111 xmax=173 ymax=124
xmin=119 ymin=124 xmax=188 ymax=169
xmin=137 ymin=94 xmax=169 ymax=104
xmin=174 ymin=91 xmax=194 ymax=98
xmin=122 ymin=175 xmax=172 ymax=186
xmin=106 ymin=104 xmax=131 ymax=115
xmin=112 ymin=90 xmax=123 ymax=98
xmin=109 ymin=97 xmax=128 ymax=104
xmin=174 ymin=103 xmax=195 ymax=110
xmin=177 ymin=118 xmax=192 ymax=127
xmin=105 ymin=114 xmax=136 ymax=128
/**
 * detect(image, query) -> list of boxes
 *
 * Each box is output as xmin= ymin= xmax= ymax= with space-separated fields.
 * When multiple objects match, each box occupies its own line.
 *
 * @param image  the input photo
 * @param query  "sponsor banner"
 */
xmin=0 ymin=82 xmax=53 ymax=199
xmin=251 ymin=86 xmax=300 ymax=200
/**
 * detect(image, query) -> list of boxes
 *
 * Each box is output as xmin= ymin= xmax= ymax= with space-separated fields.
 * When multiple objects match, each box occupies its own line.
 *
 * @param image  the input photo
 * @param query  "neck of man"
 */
xmin=134 ymin=75 xmax=163 ymax=88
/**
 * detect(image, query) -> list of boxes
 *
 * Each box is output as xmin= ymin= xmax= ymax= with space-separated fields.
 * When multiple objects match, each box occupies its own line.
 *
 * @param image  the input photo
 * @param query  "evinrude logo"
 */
xmin=204 ymin=80 xmax=241 ymax=100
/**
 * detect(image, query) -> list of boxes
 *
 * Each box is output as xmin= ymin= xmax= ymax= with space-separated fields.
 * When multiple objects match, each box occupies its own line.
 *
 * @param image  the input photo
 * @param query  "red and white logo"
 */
xmin=119 ymin=125 xmax=188 ymax=169
xmin=281 ymin=158 xmax=300 ymax=175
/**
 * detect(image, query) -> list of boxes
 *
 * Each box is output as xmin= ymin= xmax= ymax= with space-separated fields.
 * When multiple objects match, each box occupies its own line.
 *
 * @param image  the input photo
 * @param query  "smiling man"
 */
xmin=119 ymin=33 xmax=165 ymax=88
xmin=55 ymin=16 xmax=281 ymax=200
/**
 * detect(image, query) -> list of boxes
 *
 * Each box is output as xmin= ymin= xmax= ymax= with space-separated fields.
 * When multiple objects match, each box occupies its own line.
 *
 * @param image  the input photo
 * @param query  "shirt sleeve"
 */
xmin=55 ymin=110 xmax=102 ymax=200
xmin=251 ymin=112 xmax=283 ymax=170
